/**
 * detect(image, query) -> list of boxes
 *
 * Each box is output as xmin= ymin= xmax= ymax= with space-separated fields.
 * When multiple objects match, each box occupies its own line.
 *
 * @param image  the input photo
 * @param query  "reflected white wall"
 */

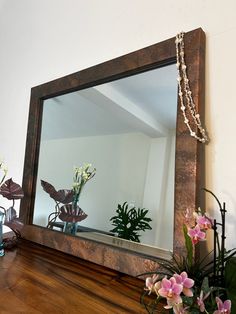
xmin=142 ymin=131 xmax=175 ymax=249
xmin=34 ymin=132 xmax=150 ymax=231
xmin=34 ymin=130 xmax=175 ymax=249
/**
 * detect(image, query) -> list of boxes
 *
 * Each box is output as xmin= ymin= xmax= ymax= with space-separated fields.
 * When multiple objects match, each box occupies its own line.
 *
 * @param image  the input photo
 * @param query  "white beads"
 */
xmin=175 ymin=32 xmax=208 ymax=143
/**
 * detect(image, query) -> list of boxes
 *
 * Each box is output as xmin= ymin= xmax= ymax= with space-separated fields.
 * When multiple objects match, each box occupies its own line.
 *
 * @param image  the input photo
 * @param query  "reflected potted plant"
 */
xmin=140 ymin=189 xmax=236 ymax=313
xmin=110 ymin=202 xmax=152 ymax=242
xmin=41 ymin=163 xmax=96 ymax=235
xmin=0 ymin=159 xmax=24 ymax=255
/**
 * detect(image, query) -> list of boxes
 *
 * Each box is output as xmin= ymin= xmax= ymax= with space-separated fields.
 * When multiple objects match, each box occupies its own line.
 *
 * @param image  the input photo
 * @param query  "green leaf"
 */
xmin=183 ymin=224 xmax=193 ymax=267
xmin=225 ymin=257 xmax=236 ymax=289
xmin=201 ymin=277 xmax=211 ymax=294
xmin=109 ymin=202 xmax=152 ymax=242
xmin=225 ymin=257 xmax=236 ymax=313
xmin=181 ymin=296 xmax=193 ymax=306
xmin=189 ymin=309 xmax=200 ymax=314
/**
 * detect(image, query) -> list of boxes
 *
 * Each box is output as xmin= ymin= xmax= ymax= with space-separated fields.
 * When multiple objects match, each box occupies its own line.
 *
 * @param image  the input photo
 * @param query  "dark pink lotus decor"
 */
xmin=41 ymin=163 xmax=95 ymax=234
xmin=0 ymin=160 xmax=24 ymax=253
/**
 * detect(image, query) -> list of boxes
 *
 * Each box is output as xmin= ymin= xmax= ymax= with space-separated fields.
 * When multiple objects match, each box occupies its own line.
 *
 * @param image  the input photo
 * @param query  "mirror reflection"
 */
xmin=33 ymin=64 xmax=177 ymax=251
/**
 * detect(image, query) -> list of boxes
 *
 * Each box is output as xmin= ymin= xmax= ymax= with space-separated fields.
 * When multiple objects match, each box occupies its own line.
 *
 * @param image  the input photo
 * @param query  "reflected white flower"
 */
xmin=72 ymin=163 xmax=96 ymax=206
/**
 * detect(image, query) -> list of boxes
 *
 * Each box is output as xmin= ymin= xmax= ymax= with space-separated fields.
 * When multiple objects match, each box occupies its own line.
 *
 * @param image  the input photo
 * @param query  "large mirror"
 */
xmin=20 ymin=28 xmax=205 ymax=276
xmin=34 ymin=65 xmax=177 ymax=251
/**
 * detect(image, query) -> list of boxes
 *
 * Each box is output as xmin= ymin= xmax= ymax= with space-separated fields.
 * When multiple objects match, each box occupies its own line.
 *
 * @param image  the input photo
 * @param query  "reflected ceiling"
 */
xmin=41 ymin=65 xmax=177 ymax=141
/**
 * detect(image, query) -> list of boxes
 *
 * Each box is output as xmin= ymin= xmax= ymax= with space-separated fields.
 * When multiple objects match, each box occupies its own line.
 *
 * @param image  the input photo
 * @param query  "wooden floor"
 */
xmin=0 ymin=239 xmax=150 ymax=313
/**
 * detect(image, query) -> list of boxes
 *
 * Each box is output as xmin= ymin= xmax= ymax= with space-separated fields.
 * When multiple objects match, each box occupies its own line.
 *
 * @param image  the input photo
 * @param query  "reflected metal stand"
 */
xmin=0 ymin=211 xmax=5 ymax=256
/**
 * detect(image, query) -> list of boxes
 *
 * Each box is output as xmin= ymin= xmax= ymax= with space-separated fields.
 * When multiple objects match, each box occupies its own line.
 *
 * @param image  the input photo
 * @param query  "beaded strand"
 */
xmin=176 ymin=32 xmax=208 ymax=143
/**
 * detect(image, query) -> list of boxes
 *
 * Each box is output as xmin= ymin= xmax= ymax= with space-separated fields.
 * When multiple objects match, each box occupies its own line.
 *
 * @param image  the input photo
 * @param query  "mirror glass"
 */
xmin=33 ymin=64 xmax=177 ymax=251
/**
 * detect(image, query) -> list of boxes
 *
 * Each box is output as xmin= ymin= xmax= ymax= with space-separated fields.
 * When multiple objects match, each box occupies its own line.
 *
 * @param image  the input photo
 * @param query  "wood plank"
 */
xmin=0 ymin=240 xmax=153 ymax=313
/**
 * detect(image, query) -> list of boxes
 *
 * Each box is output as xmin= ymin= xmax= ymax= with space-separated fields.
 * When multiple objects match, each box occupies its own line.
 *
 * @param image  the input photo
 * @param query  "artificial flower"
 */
xmin=173 ymin=272 xmax=194 ymax=297
xmin=173 ymin=303 xmax=190 ymax=314
xmin=184 ymin=208 xmax=193 ymax=224
xmin=145 ymin=274 xmax=160 ymax=295
xmin=141 ymin=190 xmax=235 ymax=314
xmin=213 ymin=297 xmax=231 ymax=314
xmin=158 ymin=277 xmax=183 ymax=308
xmin=187 ymin=224 xmax=206 ymax=244
xmin=197 ymin=290 xmax=211 ymax=312
xmin=73 ymin=163 xmax=96 ymax=204
xmin=196 ymin=214 xmax=213 ymax=230
xmin=0 ymin=160 xmax=8 ymax=185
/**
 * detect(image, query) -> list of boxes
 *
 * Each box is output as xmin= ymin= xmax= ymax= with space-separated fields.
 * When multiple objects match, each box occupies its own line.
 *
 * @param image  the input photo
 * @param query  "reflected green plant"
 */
xmin=110 ymin=202 xmax=152 ymax=242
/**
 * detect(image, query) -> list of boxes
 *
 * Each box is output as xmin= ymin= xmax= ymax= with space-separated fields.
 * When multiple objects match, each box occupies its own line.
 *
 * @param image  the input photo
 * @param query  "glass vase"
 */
xmin=63 ymin=221 xmax=77 ymax=235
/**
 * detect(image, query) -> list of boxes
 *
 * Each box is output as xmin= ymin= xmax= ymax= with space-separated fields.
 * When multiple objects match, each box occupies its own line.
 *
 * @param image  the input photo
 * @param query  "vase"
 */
xmin=63 ymin=221 xmax=78 ymax=235
xmin=63 ymin=222 xmax=77 ymax=235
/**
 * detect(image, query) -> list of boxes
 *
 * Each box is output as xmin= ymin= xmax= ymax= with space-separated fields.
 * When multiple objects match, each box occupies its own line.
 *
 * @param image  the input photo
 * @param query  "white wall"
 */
xmin=1 ymin=0 xmax=236 ymax=249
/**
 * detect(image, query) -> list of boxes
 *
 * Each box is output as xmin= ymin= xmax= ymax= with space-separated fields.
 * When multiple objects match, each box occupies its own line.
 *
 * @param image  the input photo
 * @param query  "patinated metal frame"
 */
xmin=20 ymin=28 xmax=205 ymax=276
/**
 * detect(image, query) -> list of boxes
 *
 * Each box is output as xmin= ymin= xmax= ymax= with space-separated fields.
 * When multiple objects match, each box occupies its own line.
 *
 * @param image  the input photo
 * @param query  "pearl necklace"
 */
xmin=175 ymin=32 xmax=208 ymax=143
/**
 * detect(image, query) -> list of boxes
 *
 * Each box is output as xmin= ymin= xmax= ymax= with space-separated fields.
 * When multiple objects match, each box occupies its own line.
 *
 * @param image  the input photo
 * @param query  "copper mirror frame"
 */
xmin=20 ymin=28 xmax=205 ymax=276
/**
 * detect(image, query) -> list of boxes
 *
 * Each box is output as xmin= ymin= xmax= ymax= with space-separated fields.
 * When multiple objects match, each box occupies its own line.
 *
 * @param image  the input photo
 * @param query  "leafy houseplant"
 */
xmin=110 ymin=202 xmax=152 ymax=242
xmin=42 ymin=163 xmax=96 ymax=235
xmin=0 ymin=159 xmax=24 ymax=255
xmin=225 ymin=257 xmax=236 ymax=313
xmin=141 ymin=189 xmax=235 ymax=313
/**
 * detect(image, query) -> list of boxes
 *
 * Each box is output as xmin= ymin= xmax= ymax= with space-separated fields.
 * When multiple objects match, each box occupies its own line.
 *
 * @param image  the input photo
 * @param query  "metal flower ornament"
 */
xmin=42 ymin=163 xmax=96 ymax=235
xmin=0 ymin=159 xmax=24 ymax=256
xmin=141 ymin=189 xmax=236 ymax=314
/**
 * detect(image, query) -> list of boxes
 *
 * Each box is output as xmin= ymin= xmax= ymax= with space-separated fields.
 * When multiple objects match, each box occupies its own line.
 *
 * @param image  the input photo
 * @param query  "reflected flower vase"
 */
xmin=63 ymin=221 xmax=78 ymax=235
xmin=59 ymin=203 xmax=88 ymax=236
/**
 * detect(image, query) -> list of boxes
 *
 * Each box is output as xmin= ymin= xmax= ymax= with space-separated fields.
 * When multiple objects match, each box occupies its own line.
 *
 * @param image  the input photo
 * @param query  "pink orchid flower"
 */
xmin=188 ymin=224 xmax=206 ymax=244
xmin=197 ymin=290 xmax=211 ymax=312
xmin=213 ymin=297 xmax=231 ymax=314
xmin=196 ymin=214 xmax=213 ymax=230
xmin=184 ymin=208 xmax=193 ymax=224
xmin=145 ymin=274 xmax=160 ymax=295
xmin=173 ymin=272 xmax=194 ymax=297
xmin=158 ymin=277 xmax=183 ymax=308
